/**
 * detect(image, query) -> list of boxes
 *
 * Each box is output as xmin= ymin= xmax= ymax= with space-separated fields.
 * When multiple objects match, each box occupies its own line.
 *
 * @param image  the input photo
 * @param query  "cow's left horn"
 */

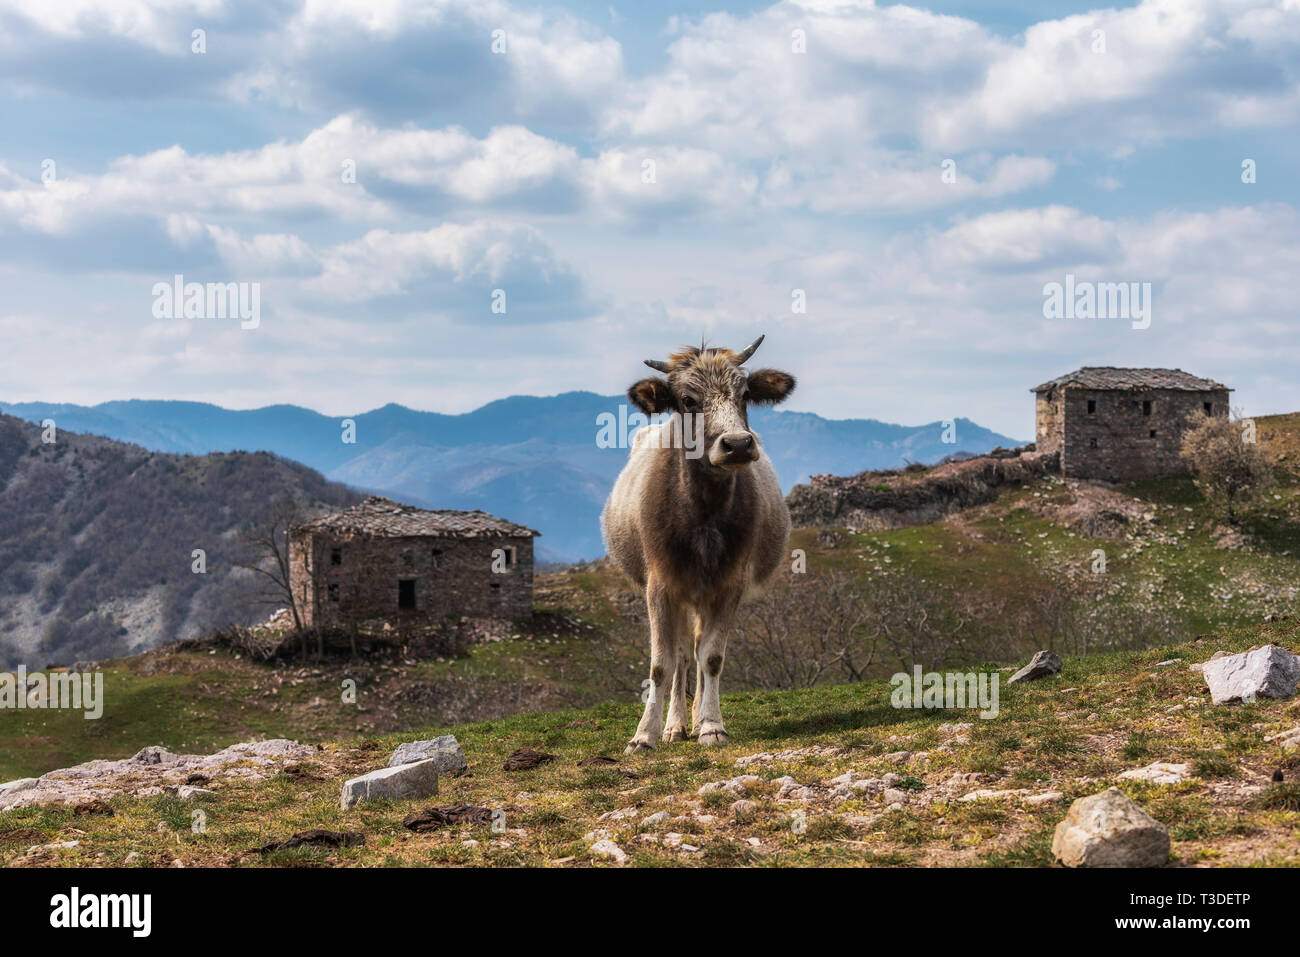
xmin=643 ymin=359 xmax=671 ymax=372
xmin=734 ymin=335 xmax=765 ymax=364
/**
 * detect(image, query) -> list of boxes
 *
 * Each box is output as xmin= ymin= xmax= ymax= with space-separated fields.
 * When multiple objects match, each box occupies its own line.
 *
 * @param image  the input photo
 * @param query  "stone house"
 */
xmin=1032 ymin=367 xmax=1231 ymax=482
xmin=288 ymin=496 xmax=539 ymax=628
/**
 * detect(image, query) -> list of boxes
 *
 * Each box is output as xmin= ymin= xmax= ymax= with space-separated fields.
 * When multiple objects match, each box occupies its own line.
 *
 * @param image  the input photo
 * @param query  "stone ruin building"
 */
xmin=1032 ymin=367 xmax=1231 ymax=482
xmin=288 ymin=496 xmax=539 ymax=627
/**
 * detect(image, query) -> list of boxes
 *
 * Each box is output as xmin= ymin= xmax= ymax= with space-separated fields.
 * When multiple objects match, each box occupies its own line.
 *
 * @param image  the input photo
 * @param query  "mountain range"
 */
xmin=2 ymin=394 xmax=1024 ymax=560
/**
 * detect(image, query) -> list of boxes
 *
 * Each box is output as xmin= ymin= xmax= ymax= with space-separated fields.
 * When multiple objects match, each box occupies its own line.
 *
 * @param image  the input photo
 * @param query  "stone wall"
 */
xmin=288 ymin=531 xmax=533 ymax=627
xmin=1038 ymin=386 xmax=1230 ymax=482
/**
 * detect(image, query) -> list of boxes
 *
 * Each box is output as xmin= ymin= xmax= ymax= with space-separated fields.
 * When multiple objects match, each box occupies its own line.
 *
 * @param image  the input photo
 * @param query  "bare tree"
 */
xmin=1180 ymin=409 xmax=1274 ymax=523
xmin=238 ymin=497 xmax=316 ymax=657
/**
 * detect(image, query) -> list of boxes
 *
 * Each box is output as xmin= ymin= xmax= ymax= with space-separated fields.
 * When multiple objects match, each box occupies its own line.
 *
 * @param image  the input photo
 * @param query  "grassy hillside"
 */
xmin=3 ymin=620 xmax=1297 ymax=867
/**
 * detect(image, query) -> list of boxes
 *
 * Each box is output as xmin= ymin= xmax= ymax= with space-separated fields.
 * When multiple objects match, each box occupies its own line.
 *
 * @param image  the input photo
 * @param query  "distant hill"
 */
xmin=0 ymin=413 xmax=359 ymax=669
xmin=2 ymin=395 xmax=1025 ymax=560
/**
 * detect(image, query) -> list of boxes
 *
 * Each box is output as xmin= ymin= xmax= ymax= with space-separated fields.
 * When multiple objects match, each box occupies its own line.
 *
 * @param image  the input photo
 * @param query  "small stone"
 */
xmin=599 ymin=807 xmax=639 ymax=821
xmin=1024 ymin=791 xmax=1064 ymax=805
xmin=340 ymin=758 xmax=439 ymax=809
xmin=176 ymin=786 xmax=214 ymax=800
xmin=590 ymin=838 xmax=627 ymax=865
xmin=730 ymin=799 xmax=757 ymax=822
xmin=123 ymin=852 xmax=141 ymax=864
xmin=1117 ymin=762 xmax=1192 ymax=785
xmin=641 ymin=810 xmax=669 ymax=827
xmin=1052 ymin=788 xmax=1170 ymax=868
xmin=1265 ymin=726 xmax=1300 ymax=748
xmin=1008 ymin=650 xmax=1063 ymax=684
xmin=885 ymin=750 xmax=911 ymax=764
xmin=881 ymin=787 xmax=910 ymax=804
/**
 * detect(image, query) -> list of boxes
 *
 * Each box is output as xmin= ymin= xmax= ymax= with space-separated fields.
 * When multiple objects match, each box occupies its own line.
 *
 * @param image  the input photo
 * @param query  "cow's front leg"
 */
xmin=695 ymin=601 xmax=737 ymax=746
xmin=663 ymin=651 xmax=691 ymax=742
xmin=626 ymin=582 xmax=681 ymax=754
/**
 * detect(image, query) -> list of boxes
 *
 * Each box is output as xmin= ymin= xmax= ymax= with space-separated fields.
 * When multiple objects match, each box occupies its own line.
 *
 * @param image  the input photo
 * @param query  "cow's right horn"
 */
xmin=643 ymin=359 xmax=671 ymax=372
xmin=734 ymin=335 xmax=764 ymax=364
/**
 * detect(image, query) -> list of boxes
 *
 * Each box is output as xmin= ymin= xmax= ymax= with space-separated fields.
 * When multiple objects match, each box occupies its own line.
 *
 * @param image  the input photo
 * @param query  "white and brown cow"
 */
xmin=601 ymin=335 xmax=796 ymax=753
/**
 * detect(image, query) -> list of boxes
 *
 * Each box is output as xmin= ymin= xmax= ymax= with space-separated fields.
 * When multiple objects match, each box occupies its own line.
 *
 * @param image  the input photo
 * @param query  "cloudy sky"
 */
xmin=1 ymin=0 xmax=1297 ymax=438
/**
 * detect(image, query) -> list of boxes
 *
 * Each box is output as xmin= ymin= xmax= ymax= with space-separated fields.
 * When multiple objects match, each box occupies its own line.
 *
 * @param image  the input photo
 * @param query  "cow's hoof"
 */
xmin=662 ymin=728 xmax=689 ymax=743
xmin=624 ymin=740 xmax=655 ymax=755
xmin=698 ymin=730 xmax=730 ymax=746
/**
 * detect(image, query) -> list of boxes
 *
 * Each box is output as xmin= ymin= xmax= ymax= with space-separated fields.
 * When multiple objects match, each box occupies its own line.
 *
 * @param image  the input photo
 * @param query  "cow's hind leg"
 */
xmin=695 ymin=596 xmax=739 ymax=746
xmin=625 ymin=581 xmax=683 ymax=754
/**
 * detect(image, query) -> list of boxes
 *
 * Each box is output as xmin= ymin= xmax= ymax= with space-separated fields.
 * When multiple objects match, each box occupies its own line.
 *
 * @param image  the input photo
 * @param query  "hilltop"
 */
xmin=2 ymin=620 xmax=1298 ymax=868
xmin=0 ymin=413 xmax=359 ymax=669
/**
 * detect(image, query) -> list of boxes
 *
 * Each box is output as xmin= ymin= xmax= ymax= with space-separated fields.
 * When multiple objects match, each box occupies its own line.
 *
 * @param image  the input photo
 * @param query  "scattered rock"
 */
xmin=1265 ymin=727 xmax=1300 ymax=748
xmin=958 ymin=788 xmax=1032 ymax=802
xmin=1052 ymin=788 xmax=1170 ymax=868
xmin=1202 ymin=645 xmax=1300 ymax=705
xmin=503 ymin=748 xmax=557 ymax=771
xmin=1117 ymin=762 xmax=1193 ymax=785
xmin=0 ymin=739 xmax=318 ymax=812
xmin=599 ymin=807 xmax=639 ymax=821
xmin=340 ymin=758 xmax=440 ymax=809
xmin=1008 ymin=650 xmax=1063 ymax=684
xmin=1024 ymin=791 xmax=1065 ymax=806
xmin=388 ymin=735 xmax=467 ymax=777
xmin=589 ymin=838 xmax=627 ymax=865
xmin=730 ymin=799 xmax=757 ymax=822
xmin=175 ymin=786 xmax=214 ymax=800
xmin=640 ymin=811 xmax=669 ymax=827
xmin=734 ymin=746 xmax=840 ymax=768
xmin=885 ymin=750 xmax=912 ymax=765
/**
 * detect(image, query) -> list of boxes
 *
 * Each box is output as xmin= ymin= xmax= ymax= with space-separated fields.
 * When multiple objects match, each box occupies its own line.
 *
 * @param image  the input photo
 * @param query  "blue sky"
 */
xmin=1 ymin=0 xmax=1297 ymax=439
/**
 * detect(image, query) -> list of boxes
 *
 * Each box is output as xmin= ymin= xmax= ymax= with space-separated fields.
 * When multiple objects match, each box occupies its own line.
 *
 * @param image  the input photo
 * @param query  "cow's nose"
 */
xmin=720 ymin=432 xmax=754 ymax=456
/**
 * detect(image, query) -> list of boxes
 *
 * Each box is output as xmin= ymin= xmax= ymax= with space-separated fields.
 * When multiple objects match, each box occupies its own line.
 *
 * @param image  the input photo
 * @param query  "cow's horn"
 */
xmin=734 ymin=335 xmax=764 ymax=364
xmin=643 ymin=359 xmax=671 ymax=373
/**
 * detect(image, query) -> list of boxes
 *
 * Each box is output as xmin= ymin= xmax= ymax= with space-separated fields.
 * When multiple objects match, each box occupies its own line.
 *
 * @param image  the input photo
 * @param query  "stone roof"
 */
xmin=1031 ymin=367 xmax=1231 ymax=394
xmin=295 ymin=496 xmax=539 ymax=538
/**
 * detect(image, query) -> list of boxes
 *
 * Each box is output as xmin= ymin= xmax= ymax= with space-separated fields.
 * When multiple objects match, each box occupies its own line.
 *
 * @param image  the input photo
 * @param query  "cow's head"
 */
xmin=627 ymin=335 xmax=796 ymax=470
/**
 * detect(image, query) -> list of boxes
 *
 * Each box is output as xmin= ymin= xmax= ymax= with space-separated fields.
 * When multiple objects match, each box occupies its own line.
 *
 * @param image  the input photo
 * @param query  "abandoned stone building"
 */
xmin=1032 ymin=367 xmax=1231 ymax=482
xmin=288 ymin=496 xmax=539 ymax=627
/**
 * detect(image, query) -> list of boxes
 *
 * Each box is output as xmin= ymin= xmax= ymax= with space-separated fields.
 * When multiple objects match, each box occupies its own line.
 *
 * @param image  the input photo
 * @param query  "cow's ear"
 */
xmin=747 ymin=369 xmax=796 ymax=405
xmin=628 ymin=377 xmax=673 ymax=415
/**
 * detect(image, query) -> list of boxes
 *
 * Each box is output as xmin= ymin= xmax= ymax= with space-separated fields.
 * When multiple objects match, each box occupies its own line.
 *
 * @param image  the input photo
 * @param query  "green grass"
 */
xmin=4 ymin=620 xmax=1299 ymax=868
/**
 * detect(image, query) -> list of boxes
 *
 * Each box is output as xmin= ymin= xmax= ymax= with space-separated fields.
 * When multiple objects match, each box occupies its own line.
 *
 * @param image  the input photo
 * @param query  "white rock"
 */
xmin=599 ymin=807 xmax=639 ymax=821
xmin=387 ymin=735 xmax=467 ymax=776
xmin=1052 ymin=788 xmax=1170 ymax=868
xmin=590 ymin=839 xmax=627 ymax=865
xmin=1202 ymin=645 xmax=1300 ymax=704
xmin=958 ymin=788 xmax=1032 ymax=802
xmin=1265 ymin=726 xmax=1300 ymax=748
xmin=640 ymin=811 xmax=670 ymax=827
xmin=1117 ymin=762 xmax=1193 ymax=785
xmin=175 ymin=785 xmax=214 ymax=800
xmin=340 ymin=758 xmax=439 ymax=809
xmin=1024 ymin=791 xmax=1065 ymax=805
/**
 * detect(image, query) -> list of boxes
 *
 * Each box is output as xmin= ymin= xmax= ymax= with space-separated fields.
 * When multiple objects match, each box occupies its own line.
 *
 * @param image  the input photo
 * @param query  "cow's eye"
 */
xmin=681 ymin=395 xmax=698 ymax=410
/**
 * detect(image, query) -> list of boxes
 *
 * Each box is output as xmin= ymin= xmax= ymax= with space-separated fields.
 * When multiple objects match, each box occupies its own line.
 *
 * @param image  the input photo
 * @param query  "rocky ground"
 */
xmin=3 ymin=623 xmax=1298 ymax=868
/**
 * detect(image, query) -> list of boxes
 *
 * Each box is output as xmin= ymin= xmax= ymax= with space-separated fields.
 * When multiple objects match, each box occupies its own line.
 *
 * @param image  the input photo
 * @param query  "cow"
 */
xmin=601 ymin=335 xmax=796 ymax=753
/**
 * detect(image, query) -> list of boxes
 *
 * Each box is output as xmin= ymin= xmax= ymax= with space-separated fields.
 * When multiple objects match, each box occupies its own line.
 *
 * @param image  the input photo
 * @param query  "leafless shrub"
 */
xmin=1181 ymin=409 xmax=1274 ymax=524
